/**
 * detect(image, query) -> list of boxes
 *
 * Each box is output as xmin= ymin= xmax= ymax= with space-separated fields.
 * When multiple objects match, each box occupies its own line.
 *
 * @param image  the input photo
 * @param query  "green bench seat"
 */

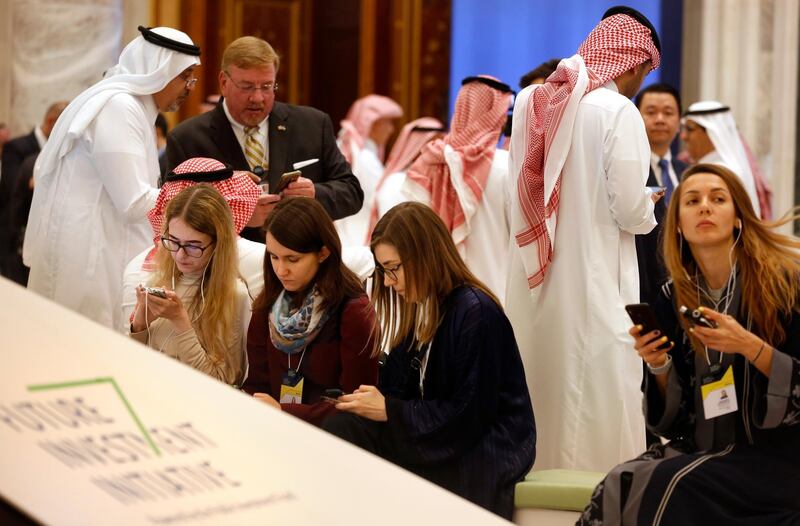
xmin=515 ymin=469 xmax=605 ymax=512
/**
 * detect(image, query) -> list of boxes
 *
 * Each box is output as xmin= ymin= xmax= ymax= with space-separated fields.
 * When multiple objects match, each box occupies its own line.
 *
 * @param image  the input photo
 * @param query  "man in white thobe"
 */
xmin=336 ymin=94 xmax=402 ymax=247
xmin=24 ymin=26 xmax=201 ymax=329
xmin=369 ymin=117 xmax=444 ymax=236
xmin=506 ymin=7 xmax=661 ymax=472
xmin=681 ymin=101 xmax=766 ymax=218
xmin=405 ymin=76 xmax=513 ymax=303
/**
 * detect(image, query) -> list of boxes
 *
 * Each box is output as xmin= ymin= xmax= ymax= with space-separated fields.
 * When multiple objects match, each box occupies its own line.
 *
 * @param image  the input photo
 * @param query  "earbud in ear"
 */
xmin=735 ymin=219 xmax=742 ymax=229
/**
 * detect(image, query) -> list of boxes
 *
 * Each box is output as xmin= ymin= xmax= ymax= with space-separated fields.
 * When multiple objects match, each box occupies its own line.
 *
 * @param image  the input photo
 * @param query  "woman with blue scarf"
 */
xmin=243 ymin=197 xmax=379 ymax=426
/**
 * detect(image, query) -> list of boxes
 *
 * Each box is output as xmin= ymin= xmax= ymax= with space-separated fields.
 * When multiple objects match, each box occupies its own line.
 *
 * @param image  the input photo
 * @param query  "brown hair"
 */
xmin=254 ymin=197 xmax=365 ymax=313
xmin=221 ymin=36 xmax=280 ymax=72
xmin=151 ymin=185 xmax=241 ymax=375
xmin=662 ymin=163 xmax=800 ymax=347
xmin=370 ymin=202 xmax=500 ymax=352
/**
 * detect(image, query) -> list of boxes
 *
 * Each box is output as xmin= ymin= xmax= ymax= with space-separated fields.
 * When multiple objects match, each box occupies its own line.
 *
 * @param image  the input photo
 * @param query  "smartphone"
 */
xmin=679 ymin=305 xmax=717 ymax=329
xmin=625 ymin=303 xmax=662 ymax=336
xmin=144 ymin=286 xmax=167 ymax=299
xmin=273 ymin=170 xmax=301 ymax=194
xmin=321 ymin=388 xmax=344 ymax=404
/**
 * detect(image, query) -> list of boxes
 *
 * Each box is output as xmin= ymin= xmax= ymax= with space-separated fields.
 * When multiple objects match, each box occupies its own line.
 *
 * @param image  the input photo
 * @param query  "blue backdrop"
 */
xmin=448 ymin=0 xmax=668 ymax=119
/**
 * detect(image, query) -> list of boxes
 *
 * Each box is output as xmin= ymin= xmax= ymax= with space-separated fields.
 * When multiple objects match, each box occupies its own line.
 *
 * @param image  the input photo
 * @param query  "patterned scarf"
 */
xmin=268 ymin=286 xmax=331 ymax=354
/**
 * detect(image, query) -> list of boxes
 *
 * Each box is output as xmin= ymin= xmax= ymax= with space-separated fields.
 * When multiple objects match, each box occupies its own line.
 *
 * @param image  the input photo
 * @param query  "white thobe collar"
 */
xmin=142 ymin=94 xmax=159 ymax=124
xmin=34 ymin=126 xmax=47 ymax=149
xmin=602 ymin=80 xmax=619 ymax=93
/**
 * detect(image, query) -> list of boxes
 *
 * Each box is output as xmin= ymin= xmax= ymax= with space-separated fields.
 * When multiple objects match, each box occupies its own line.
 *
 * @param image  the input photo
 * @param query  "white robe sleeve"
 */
xmin=90 ymin=95 xmax=159 ymax=223
xmin=604 ymin=103 xmax=657 ymax=236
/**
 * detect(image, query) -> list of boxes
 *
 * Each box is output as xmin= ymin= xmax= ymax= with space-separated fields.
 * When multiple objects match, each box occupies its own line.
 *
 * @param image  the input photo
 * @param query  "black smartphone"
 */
xmin=625 ymin=303 xmax=662 ymax=336
xmin=274 ymin=170 xmax=301 ymax=194
xmin=321 ymin=388 xmax=344 ymax=404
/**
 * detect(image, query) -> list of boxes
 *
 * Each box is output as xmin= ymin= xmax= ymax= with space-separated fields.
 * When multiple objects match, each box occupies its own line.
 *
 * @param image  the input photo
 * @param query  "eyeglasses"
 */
xmin=161 ymin=236 xmax=213 ymax=258
xmin=224 ymin=71 xmax=278 ymax=94
xmin=179 ymin=72 xmax=198 ymax=90
xmin=374 ymin=262 xmax=402 ymax=282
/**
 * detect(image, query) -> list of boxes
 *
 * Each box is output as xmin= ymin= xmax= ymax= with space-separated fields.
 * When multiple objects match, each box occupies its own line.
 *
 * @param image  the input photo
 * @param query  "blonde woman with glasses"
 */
xmin=131 ymin=184 xmax=249 ymax=385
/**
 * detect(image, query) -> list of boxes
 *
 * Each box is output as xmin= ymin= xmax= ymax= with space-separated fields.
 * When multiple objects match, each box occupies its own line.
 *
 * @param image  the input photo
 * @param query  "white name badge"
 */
xmin=701 ymin=365 xmax=738 ymax=419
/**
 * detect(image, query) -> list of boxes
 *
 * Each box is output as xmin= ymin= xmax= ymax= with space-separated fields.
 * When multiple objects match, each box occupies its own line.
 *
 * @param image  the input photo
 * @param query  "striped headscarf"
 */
xmin=406 ymin=76 xmax=512 ymax=247
xmin=338 ymin=94 xmax=403 ymax=164
xmin=513 ymin=7 xmax=660 ymax=291
xmin=366 ymin=117 xmax=444 ymax=240
xmin=143 ymin=157 xmax=260 ymax=270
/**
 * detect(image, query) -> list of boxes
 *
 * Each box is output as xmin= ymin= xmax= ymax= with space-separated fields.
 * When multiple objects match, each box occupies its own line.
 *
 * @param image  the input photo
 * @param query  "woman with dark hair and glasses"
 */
xmin=243 ymin=197 xmax=380 ymax=426
xmin=130 ymin=184 xmax=250 ymax=385
xmin=324 ymin=202 xmax=536 ymax=519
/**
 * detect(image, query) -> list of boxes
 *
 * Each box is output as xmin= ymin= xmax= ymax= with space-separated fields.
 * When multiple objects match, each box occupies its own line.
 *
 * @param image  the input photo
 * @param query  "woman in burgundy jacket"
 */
xmin=243 ymin=197 xmax=379 ymax=426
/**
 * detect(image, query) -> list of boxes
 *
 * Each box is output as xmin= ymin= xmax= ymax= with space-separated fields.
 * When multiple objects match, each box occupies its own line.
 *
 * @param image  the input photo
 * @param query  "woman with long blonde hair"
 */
xmin=580 ymin=163 xmax=800 ymax=524
xmin=324 ymin=202 xmax=536 ymax=520
xmin=131 ymin=184 xmax=249 ymax=385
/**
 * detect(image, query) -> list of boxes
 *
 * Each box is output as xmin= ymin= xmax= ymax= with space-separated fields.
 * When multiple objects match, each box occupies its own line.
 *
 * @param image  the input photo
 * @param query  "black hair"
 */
xmin=519 ymin=59 xmax=560 ymax=89
xmin=634 ymin=82 xmax=681 ymax=112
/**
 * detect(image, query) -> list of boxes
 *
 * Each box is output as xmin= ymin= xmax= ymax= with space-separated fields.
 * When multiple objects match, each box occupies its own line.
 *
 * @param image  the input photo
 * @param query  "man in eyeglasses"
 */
xmin=166 ymin=36 xmax=363 ymax=243
xmin=23 ymin=26 xmax=201 ymax=330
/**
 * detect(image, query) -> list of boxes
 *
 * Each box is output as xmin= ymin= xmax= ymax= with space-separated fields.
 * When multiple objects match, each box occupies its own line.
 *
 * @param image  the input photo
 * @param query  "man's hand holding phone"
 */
xmin=281 ymin=175 xmax=316 ymax=199
xmin=648 ymin=186 xmax=666 ymax=204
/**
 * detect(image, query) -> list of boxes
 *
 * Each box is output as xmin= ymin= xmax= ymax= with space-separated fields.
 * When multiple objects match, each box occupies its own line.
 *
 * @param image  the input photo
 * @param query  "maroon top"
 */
xmin=243 ymin=293 xmax=379 ymax=426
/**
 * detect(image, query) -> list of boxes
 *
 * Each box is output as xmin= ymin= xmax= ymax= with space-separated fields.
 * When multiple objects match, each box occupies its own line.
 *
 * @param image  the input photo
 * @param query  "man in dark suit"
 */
xmin=634 ymin=83 xmax=686 ymax=306
xmin=0 ymin=101 xmax=67 ymax=276
xmin=166 ymin=36 xmax=362 ymax=242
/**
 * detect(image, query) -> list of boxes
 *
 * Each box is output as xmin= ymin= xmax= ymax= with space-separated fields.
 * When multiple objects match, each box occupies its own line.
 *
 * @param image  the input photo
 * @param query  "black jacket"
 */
xmin=166 ymin=101 xmax=363 ymax=241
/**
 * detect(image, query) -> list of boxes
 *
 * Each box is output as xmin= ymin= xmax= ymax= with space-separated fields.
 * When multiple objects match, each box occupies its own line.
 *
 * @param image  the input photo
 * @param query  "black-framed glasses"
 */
xmin=161 ymin=236 xmax=213 ymax=258
xmin=374 ymin=262 xmax=402 ymax=282
xmin=224 ymin=71 xmax=278 ymax=94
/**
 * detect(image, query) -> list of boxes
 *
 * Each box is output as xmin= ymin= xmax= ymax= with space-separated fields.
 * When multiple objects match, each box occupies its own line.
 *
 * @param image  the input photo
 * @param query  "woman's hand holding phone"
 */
xmin=133 ymin=286 xmax=191 ymax=333
xmin=630 ymin=324 xmax=673 ymax=368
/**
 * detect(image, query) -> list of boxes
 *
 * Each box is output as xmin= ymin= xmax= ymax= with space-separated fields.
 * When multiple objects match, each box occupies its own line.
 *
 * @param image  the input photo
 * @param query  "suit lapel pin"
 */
xmin=277 ymin=124 xmax=287 ymax=131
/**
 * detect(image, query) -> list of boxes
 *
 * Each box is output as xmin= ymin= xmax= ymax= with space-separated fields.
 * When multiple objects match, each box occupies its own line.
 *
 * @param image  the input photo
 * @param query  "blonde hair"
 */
xmin=663 ymin=163 xmax=800 ymax=347
xmin=221 ymin=36 xmax=280 ymax=72
xmin=370 ymin=202 xmax=500 ymax=352
xmin=151 ymin=185 xmax=241 ymax=373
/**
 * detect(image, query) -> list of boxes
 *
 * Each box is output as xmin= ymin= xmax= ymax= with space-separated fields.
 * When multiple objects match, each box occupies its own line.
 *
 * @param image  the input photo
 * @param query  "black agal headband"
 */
xmin=138 ymin=26 xmax=201 ymax=57
xmin=165 ymin=164 xmax=233 ymax=183
xmin=461 ymin=76 xmax=513 ymax=94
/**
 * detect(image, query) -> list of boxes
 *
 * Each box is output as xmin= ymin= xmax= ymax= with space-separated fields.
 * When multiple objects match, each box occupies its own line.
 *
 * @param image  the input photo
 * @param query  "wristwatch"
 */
xmin=647 ymin=354 xmax=673 ymax=375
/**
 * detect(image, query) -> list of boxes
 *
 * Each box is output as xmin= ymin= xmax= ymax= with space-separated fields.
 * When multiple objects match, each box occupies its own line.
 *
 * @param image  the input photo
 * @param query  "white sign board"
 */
xmin=0 ymin=278 xmax=508 ymax=525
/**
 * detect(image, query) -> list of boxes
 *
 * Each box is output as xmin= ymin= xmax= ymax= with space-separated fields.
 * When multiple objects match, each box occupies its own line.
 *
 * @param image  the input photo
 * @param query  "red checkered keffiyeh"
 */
xmin=338 ymin=95 xmax=403 ymax=164
xmin=406 ymin=77 xmax=511 ymax=246
xmin=143 ymin=157 xmax=260 ymax=270
xmin=515 ymin=13 xmax=660 ymax=290
xmin=366 ymin=116 xmax=443 ymax=241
